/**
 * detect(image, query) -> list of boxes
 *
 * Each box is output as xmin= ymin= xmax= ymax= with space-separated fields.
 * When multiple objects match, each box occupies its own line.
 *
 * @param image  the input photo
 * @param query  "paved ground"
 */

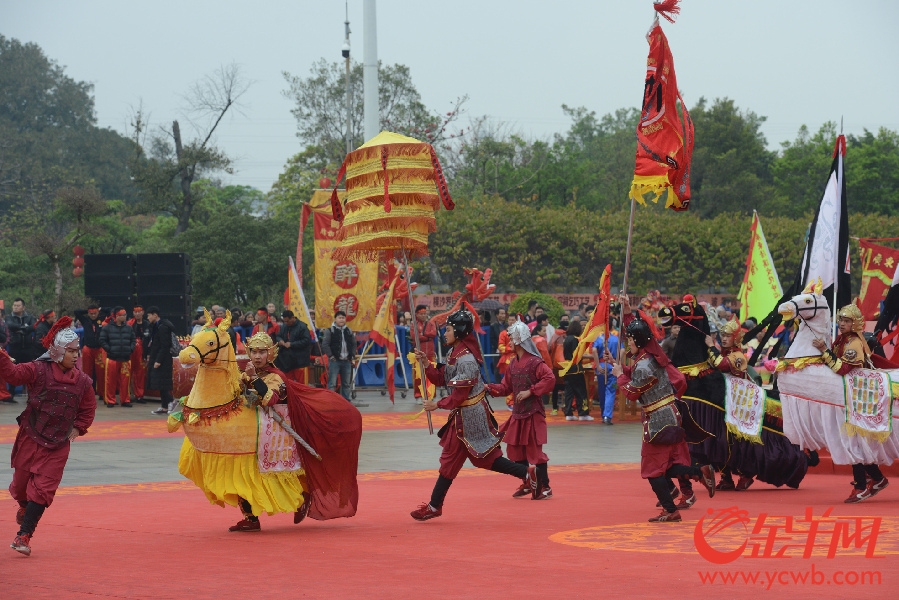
xmin=0 ymin=389 xmax=642 ymax=488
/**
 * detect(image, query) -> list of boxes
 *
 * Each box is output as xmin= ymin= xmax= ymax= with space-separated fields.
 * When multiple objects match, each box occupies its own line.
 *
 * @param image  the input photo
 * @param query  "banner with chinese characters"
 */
xmin=723 ymin=374 xmax=765 ymax=444
xmin=310 ymin=191 xmax=378 ymax=330
xmin=858 ymin=239 xmax=899 ymax=320
xmin=844 ymin=368 xmax=893 ymax=441
xmin=738 ymin=212 xmax=782 ymax=324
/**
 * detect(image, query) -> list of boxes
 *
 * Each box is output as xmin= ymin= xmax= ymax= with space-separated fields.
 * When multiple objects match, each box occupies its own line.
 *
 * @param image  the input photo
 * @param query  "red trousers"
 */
xmin=81 ymin=346 xmax=102 ymax=389
xmin=0 ymin=374 xmax=10 ymax=400
xmin=130 ymin=341 xmax=146 ymax=399
xmin=10 ymin=433 xmax=69 ymax=507
xmin=104 ymin=358 xmax=131 ymax=405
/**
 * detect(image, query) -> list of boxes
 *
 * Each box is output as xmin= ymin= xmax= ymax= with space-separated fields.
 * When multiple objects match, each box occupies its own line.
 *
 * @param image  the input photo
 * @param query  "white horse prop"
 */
xmin=776 ymin=279 xmax=899 ymax=465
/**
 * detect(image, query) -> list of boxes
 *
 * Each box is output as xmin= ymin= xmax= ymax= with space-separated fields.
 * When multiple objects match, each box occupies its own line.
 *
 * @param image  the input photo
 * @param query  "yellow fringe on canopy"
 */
xmin=842 ymin=422 xmax=892 ymax=443
xmin=725 ymin=422 xmax=763 ymax=445
xmin=178 ymin=437 xmax=306 ymax=516
xmin=775 ymin=356 xmax=824 ymax=372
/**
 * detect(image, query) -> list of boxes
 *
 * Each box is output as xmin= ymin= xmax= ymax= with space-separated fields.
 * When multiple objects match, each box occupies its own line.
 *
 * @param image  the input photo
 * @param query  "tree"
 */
xmin=0 ymin=36 xmax=137 ymax=212
xmin=129 ymin=64 xmax=250 ymax=234
xmin=282 ymin=59 xmax=466 ymax=171
xmin=2 ymin=185 xmax=107 ymax=312
xmin=173 ymin=206 xmax=296 ymax=307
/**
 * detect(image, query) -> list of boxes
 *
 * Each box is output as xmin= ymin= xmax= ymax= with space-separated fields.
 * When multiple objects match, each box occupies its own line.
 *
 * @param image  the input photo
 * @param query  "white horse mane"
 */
xmin=778 ymin=290 xmax=832 ymax=360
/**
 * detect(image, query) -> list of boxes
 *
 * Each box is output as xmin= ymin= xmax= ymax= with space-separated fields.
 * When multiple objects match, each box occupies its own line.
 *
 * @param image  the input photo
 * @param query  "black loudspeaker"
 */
xmin=136 ymin=273 xmax=191 ymax=295
xmin=136 ymin=253 xmax=190 ymax=274
xmin=168 ymin=315 xmax=191 ymax=337
xmin=84 ymin=254 xmax=136 ymax=301
xmin=91 ymin=295 xmax=135 ymax=313
xmin=134 ymin=253 xmax=192 ymax=335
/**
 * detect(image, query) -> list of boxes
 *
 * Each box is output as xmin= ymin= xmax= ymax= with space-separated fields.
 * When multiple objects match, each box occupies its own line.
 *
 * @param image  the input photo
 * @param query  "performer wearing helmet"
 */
xmin=0 ymin=317 xmax=97 ymax=556
xmin=606 ymin=296 xmax=715 ymax=523
xmin=704 ymin=316 xmax=749 ymax=491
xmin=225 ymin=332 xmax=310 ymax=532
xmin=813 ymin=303 xmax=888 ymax=503
xmin=224 ymin=331 xmax=361 ymax=530
xmin=410 ymin=309 xmax=539 ymax=521
xmin=486 ymin=320 xmax=557 ymax=499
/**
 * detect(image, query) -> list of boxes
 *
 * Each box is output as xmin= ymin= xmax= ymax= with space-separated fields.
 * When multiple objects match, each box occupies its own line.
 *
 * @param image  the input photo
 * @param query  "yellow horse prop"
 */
xmin=171 ymin=308 xmax=306 ymax=518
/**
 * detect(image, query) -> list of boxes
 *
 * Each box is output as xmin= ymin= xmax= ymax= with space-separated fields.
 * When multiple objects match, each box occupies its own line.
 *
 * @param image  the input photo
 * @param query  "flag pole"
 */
xmin=617 ymin=197 xmax=637 ymax=366
xmin=401 ymin=246 xmax=434 ymax=435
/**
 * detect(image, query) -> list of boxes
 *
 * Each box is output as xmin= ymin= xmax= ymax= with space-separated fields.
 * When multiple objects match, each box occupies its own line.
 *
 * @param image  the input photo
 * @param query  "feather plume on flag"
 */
xmin=560 ymin=264 xmax=612 ymax=375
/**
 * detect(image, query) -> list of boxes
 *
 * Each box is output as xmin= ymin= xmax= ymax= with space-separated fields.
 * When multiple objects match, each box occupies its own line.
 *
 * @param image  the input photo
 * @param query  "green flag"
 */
xmin=739 ymin=212 xmax=782 ymax=323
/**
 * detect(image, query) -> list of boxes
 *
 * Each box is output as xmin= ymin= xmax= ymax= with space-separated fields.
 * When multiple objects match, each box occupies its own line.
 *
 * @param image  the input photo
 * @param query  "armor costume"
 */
xmin=488 ymin=320 xmax=557 ymax=498
xmin=824 ymin=304 xmax=889 ymax=503
xmin=1 ymin=316 xmax=96 ymax=556
xmin=411 ymin=310 xmax=539 ymax=521
xmin=616 ymin=314 xmax=715 ymax=522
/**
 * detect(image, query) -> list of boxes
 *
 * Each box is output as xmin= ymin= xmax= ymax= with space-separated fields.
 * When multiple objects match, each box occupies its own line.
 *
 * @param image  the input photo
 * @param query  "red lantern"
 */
xmin=72 ymin=267 xmax=84 ymax=278
xmin=72 ymin=256 xmax=85 ymax=268
xmin=319 ymin=177 xmax=332 ymax=189
xmin=73 ymin=245 xmax=85 ymax=257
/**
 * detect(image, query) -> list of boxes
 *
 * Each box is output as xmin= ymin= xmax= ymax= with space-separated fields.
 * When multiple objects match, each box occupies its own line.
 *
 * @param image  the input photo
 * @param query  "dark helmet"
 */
xmin=446 ymin=309 xmax=474 ymax=339
xmin=624 ymin=318 xmax=653 ymax=348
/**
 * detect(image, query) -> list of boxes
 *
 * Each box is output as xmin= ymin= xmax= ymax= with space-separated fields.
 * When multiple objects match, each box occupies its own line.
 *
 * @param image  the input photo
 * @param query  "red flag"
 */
xmin=630 ymin=13 xmax=694 ymax=211
xmin=859 ymin=239 xmax=899 ymax=320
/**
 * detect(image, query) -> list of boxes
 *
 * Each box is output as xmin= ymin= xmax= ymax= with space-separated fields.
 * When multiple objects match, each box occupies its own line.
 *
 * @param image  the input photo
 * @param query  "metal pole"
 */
xmin=362 ymin=0 xmax=379 ymax=141
xmin=617 ymin=197 xmax=637 ymax=367
xmin=400 ymin=247 xmax=434 ymax=434
xmin=343 ymin=8 xmax=352 ymax=155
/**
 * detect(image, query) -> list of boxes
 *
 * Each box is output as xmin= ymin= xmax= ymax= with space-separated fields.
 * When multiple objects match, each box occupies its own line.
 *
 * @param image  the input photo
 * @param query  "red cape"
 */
xmin=272 ymin=368 xmax=362 ymax=520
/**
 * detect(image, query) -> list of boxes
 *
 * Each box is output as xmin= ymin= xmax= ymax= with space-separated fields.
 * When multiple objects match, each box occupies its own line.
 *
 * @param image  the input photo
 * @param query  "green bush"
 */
xmin=508 ymin=292 xmax=565 ymax=325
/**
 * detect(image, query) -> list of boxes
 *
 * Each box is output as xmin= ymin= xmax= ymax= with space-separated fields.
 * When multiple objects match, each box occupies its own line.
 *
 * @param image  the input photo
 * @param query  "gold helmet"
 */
xmin=246 ymin=331 xmax=279 ymax=362
xmin=720 ymin=316 xmax=743 ymax=345
xmin=837 ymin=303 xmax=865 ymax=333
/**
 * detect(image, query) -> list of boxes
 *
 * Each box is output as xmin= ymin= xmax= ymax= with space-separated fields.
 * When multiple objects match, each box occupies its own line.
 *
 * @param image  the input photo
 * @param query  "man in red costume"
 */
xmin=410 ymin=309 xmax=538 ymax=521
xmin=487 ymin=319 xmax=556 ymax=499
xmin=1 ymin=317 xmax=96 ymax=556
xmin=251 ymin=307 xmax=280 ymax=340
xmin=606 ymin=295 xmax=715 ymax=522
xmin=813 ymin=303 xmax=889 ymax=503
xmin=227 ymin=331 xmax=362 ymax=531
xmin=411 ymin=305 xmax=437 ymax=401
xmin=128 ymin=306 xmax=148 ymax=404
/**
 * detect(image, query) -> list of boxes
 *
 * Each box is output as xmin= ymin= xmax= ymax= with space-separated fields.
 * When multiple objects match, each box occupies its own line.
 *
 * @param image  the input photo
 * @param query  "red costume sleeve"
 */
xmin=424 ymin=363 xmax=446 ymax=387
xmin=73 ymin=368 xmax=97 ymax=435
xmin=436 ymin=382 xmax=474 ymax=410
xmin=487 ymin=369 xmax=514 ymax=397
xmin=531 ymin=362 xmax=557 ymax=397
xmin=0 ymin=349 xmax=37 ymax=386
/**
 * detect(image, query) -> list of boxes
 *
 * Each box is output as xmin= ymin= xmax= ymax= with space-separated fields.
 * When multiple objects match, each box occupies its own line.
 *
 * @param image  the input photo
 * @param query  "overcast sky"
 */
xmin=5 ymin=1 xmax=897 ymax=192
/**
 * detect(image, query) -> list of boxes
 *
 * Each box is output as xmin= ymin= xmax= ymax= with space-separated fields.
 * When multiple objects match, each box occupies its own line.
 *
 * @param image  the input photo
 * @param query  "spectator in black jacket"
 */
xmin=99 ymin=307 xmax=136 ymax=407
xmin=146 ymin=307 xmax=175 ymax=415
xmin=31 ymin=310 xmax=57 ymax=361
xmin=274 ymin=310 xmax=311 ymax=382
xmin=322 ymin=310 xmax=356 ymax=401
xmin=5 ymin=299 xmax=35 ymax=399
xmin=74 ymin=304 xmax=107 ymax=393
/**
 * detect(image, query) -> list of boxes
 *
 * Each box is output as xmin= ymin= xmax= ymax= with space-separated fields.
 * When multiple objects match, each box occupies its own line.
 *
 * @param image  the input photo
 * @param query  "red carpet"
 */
xmin=2 ymin=466 xmax=897 ymax=598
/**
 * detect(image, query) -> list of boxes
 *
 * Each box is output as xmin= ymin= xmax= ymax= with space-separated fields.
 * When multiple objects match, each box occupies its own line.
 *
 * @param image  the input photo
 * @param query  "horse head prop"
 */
xmin=670 ymin=299 xmax=711 ymax=367
xmin=179 ymin=307 xmax=242 ymax=409
xmin=778 ymin=278 xmax=831 ymax=360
